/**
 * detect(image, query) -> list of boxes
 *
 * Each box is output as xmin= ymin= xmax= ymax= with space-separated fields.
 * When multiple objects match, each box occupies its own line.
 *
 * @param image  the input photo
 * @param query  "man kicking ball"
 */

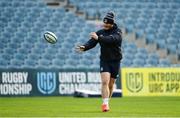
xmin=76 ymin=11 xmax=122 ymax=112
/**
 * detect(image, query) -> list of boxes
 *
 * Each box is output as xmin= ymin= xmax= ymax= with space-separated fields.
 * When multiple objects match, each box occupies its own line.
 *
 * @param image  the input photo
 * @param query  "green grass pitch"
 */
xmin=0 ymin=97 xmax=180 ymax=117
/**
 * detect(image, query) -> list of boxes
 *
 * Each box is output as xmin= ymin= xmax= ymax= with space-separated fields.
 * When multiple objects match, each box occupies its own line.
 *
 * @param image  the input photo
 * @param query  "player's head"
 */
xmin=103 ymin=11 xmax=115 ymax=30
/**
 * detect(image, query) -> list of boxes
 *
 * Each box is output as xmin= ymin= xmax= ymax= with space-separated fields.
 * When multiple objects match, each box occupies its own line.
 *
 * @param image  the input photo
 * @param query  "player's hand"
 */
xmin=75 ymin=45 xmax=85 ymax=53
xmin=90 ymin=32 xmax=98 ymax=40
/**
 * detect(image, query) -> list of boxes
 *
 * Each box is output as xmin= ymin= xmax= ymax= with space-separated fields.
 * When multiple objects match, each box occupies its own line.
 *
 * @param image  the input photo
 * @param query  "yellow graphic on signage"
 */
xmin=121 ymin=68 xmax=180 ymax=96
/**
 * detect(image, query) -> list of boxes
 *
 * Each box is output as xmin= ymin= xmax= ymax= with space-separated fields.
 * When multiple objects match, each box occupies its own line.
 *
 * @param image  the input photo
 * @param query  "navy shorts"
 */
xmin=100 ymin=60 xmax=120 ymax=79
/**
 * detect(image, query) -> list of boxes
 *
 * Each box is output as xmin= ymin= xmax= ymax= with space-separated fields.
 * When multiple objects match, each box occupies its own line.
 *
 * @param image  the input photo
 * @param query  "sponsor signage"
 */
xmin=0 ymin=72 xmax=32 ymax=95
xmin=122 ymin=68 xmax=180 ymax=96
xmin=0 ymin=69 xmax=119 ymax=96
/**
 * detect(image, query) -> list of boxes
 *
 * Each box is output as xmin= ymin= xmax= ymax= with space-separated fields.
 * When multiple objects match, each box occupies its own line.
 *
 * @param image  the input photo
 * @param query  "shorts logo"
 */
xmin=100 ymin=67 xmax=103 ymax=71
xmin=100 ymin=35 xmax=103 ymax=37
xmin=37 ymin=72 xmax=56 ymax=94
xmin=126 ymin=73 xmax=143 ymax=93
xmin=116 ymin=74 xmax=119 ymax=78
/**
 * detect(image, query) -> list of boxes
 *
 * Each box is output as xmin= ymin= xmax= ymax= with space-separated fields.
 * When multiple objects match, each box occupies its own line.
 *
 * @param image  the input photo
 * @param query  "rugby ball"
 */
xmin=44 ymin=31 xmax=57 ymax=44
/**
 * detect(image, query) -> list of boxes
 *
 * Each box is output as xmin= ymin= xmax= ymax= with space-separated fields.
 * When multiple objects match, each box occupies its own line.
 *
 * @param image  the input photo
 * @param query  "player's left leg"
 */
xmin=101 ymin=72 xmax=110 ymax=99
xmin=109 ymin=78 xmax=116 ymax=98
xmin=101 ymin=72 xmax=111 ymax=112
xmin=108 ymin=61 xmax=120 ymax=98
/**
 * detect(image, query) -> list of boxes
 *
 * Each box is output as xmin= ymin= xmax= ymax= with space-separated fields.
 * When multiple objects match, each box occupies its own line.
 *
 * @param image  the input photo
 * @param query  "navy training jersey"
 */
xmin=83 ymin=23 xmax=122 ymax=61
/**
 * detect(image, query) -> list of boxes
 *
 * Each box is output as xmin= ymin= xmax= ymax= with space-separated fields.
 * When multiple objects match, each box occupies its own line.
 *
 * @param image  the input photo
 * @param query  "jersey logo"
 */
xmin=100 ymin=67 xmax=103 ymax=71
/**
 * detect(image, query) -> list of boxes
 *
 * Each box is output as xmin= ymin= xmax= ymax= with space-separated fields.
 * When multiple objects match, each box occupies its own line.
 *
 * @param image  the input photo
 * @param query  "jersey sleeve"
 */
xmin=83 ymin=39 xmax=98 ymax=51
xmin=82 ymin=30 xmax=101 ymax=51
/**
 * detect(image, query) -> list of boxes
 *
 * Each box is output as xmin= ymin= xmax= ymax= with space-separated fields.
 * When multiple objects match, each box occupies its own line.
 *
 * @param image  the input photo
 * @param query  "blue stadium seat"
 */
xmin=15 ymin=31 xmax=28 ymax=41
xmin=34 ymin=43 xmax=47 ymax=49
xmin=121 ymin=59 xmax=132 ymax=67
xmin=2 ymin=53 xmax=12 ymax=60
xmin=58 ymin=47 xmax=71 ymax=54
xmin=52 ymin=59 xmax=65 ymax=68
xmin=93 ymin=58 xmax=100 ymax=65
xmin=133 ymin=58 xmax=146 ymax=67
xmin=159 ymin=59 xmax=171 ymax=67
xmin=0 ymin=58 xmax=9 ymax=68
xmin=42 ymin=53 xmax=54 ymax=60
xmin=18 ymin=48 xmax=30 ymax=56
xmin=146 ymin=34 xmax=155 ymax=44
xmin=8 ymin=43 xmax=20 ymax=49
xmin=137 ymin=48 xmax=147 ymax=54
xmin=166 ymin=37 xmax=178 ymax=54
xmin=156 ymin=39 xmax=166 ymax=49
xmin=38 ymin=59 xmax=51 ymax=68
xmin=10 ymin=59 xmax=24 ymax=68
xmin=4 ymin=48 xmax=16 ymax=56
xmin=76 ymin=64 xmax=89 ymax=69
xmin=124 ymin=47 xmax=136 ymax=55
xmin=14 ymin=53 xmax=27 ymax=61
xmin=0 ymin=43 xmax=7 ymax=50
xmin=167 ymin=44 xmax=177 ymax=54
xmin=146 ymin=58 xmax=158 ymax=66
xmin=80 ymin=59 xmax=93 ymax=65
xmin=146 ymin=53 xmax=159 ymax=66
xmin=123 ymin=53 xmax=134 ymax=60
xmin=158 ymin=27 xmax=169 ymax=35
xmin=156 ymin=32 xmax=168 ymax=40
xmin=86 ymin=9 xmax=97 ymax=19
xmin=65 ymin=58 xmax=78 ymax=67
xmin=28 ymin=54 xmax=40 ymax=61
xmin=135 ymin=52 xmax=148 ymax=60
xmin=82 ymin=53 xmax=95 ymax=60
xmin=148 ymin=22 xmax=159 ymax=30
xmin=135 ymin=30 xmax=145 ymax=38
xmin=45 ymin=47 xmax=58 ymax=54
xmin=24 ymin=59 xmax=38 ymax=68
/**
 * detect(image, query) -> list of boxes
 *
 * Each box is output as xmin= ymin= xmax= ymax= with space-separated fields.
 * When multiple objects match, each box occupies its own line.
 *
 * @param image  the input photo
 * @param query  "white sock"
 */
xmin=103 ymin=98 xmax=109 ymax=105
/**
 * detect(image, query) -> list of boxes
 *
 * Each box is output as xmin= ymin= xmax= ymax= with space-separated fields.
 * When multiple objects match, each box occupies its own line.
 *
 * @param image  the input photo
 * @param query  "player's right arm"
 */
xmin=76 ymin=38 xmax=98 ymax=52
xmin=83 ymin=39 xmax=98 ymax=51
